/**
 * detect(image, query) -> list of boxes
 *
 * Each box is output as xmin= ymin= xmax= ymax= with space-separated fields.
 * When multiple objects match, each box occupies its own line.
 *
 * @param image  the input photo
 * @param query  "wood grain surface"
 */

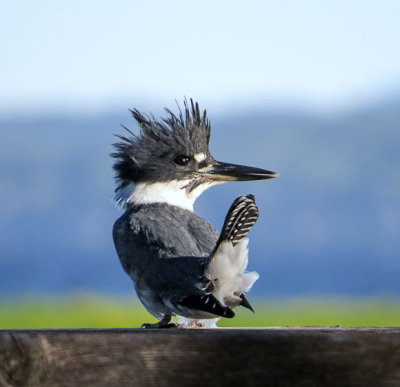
xmin=1 ymin=327 xmax=400 ymax=386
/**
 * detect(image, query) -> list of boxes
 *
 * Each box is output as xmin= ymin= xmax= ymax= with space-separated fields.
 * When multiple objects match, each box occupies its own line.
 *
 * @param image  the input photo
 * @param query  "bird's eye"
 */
xmin=174 ymin=155 xmax=191 ymax=166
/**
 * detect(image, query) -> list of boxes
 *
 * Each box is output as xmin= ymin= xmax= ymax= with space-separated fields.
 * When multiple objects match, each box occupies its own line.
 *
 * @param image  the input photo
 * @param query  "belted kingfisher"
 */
xmin=112 ymin=99 xmax=278 ymax=328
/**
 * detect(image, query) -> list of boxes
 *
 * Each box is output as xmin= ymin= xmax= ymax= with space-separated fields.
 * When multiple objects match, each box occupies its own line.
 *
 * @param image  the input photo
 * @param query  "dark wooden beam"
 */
xmin=1 ymin=328 xmax=400 ymax=386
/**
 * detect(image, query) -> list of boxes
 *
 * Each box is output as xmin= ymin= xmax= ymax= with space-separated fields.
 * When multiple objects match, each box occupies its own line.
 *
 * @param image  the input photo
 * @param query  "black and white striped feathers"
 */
xmin=213 ymin=194 xmax=259 ymax=250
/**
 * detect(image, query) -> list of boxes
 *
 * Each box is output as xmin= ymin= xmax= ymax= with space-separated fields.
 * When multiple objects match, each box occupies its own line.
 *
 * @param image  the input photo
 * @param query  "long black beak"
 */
xmin=199 ymin=161 xmax=279 ymax=182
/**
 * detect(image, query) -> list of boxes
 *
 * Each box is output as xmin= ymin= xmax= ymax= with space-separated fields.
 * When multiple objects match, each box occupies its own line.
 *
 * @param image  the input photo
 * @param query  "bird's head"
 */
xmin=112 ymin=99 xmax=278 ymax=211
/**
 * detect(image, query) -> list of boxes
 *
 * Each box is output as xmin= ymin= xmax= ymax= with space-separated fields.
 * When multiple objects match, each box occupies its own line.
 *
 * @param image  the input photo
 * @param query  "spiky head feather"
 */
xmin=111 ymin=99 xmax=212 ymax=196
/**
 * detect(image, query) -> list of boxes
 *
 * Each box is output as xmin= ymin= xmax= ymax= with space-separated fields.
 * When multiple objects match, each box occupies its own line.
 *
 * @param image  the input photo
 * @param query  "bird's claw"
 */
xmin=140 ymin=322 xmax=177 ymax=329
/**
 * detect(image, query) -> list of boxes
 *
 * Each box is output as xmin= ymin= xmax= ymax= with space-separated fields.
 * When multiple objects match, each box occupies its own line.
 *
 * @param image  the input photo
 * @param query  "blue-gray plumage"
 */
xmin=112 ymin=99 xmax=278 ymax=328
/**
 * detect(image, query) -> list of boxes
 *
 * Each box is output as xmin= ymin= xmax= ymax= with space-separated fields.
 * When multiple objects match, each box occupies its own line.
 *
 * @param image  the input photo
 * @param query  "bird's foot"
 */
xmin=141 ymin=314 xmax=176 ymax=329
xmin=141 ymin=322 xmax=176 ymax=329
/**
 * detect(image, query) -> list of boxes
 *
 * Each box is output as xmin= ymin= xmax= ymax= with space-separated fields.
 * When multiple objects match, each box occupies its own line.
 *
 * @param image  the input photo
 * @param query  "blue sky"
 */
xmin=1 ymin=0 xmax=400 ymax=113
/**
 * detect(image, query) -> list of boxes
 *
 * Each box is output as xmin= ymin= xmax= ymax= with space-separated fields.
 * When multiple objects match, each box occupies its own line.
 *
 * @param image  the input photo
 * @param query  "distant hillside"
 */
xmin=1 ymin=99 xmax=399 ymax=297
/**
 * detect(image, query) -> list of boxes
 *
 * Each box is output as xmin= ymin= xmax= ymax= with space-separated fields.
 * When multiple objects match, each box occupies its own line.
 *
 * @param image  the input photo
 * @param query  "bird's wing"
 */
xmin=113 ymin=205 xmax=218 ymax=274
xmin=113 ymin=202 xmax=252 ymax=318
xmin=144 ymin=255 xmax=234 ymax=318
xmin=132 ymin=204 xmax=218 ymax=256
xmin=154 ymin=196 xmax=260 ymax=318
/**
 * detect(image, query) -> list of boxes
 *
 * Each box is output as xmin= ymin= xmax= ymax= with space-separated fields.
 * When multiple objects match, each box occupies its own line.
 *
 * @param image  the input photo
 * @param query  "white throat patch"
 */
xmin=127 ymin=179 xmax=221 ymax=212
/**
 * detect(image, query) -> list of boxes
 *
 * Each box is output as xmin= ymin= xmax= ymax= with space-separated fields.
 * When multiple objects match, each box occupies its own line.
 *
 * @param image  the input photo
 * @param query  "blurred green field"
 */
xmin=1 ymin=296 xmax=400 ymax=328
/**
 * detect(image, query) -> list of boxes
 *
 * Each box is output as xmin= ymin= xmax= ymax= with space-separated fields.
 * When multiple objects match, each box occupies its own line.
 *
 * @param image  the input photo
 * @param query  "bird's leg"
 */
xmin=141 ymin=314 xmax=176 ymax=329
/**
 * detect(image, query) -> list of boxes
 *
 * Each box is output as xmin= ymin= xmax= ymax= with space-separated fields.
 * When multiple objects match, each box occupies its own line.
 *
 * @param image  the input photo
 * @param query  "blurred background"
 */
xmin=1 ymin=1 xmax=400 ymax=328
